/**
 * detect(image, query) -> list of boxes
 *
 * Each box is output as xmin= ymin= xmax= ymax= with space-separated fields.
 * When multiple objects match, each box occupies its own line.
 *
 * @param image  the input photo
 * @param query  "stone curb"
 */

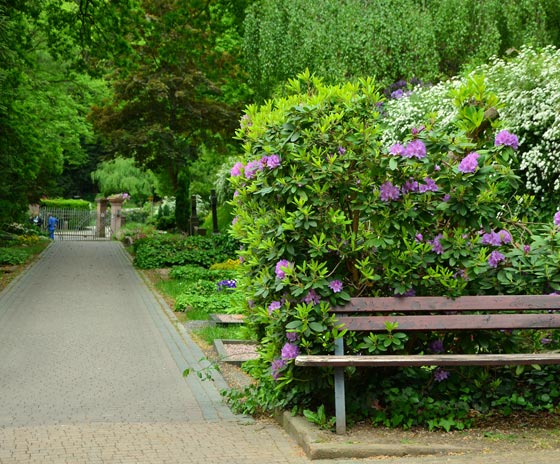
xmin=276 ymin=411 xmax=467 ymax=461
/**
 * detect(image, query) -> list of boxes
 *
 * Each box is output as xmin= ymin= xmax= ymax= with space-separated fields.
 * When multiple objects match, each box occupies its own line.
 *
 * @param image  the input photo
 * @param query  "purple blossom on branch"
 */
xmin=488 ymin=250 xmax=505 ymax=268
xmin=554 ymin=211 xmax=560 ymax=226
xmin=389 ymin=143 xmax=405 ymax=156
xmin=230 ymin=162 xmax=244 ymax=177
xmin=275 ymin=259 xmax=294 ymax=279
xmin=265 ymin=154 xmax=281 ymax=169
xmin=286 ymin=332 xmax=299 ymax=342
xmin=281 ymin=342 xmax=300 ymax=360
xmin=458 ymin=152 xmax=480 ymax=174
xmin=328 ymin=280 xmax=344 ymax=293
xmin=303 ymin=289 xmax=321 ymax=305
xmin=245 ymin=160 xmax=262 ymax=179
xmin=403 ymin=139 xmax=427 ymax=159
xmin=495 ymin=130 xmax=519 ymax=150
xmin=379 ymin=182 xmax=401 ymax=202
xmin=402 ymin=178 xmax=419 ymax=194
xmin=271 ymin=358 xmax=286 ymax=380
xmin=419 ymin=177 xmax=438 ymax=193
xmin=429 ymin=339 xmax=445 ymax=354
xmin=434 ymin=368 xmax=450 ymax=382
xmin=430 ymin=234 xmax=444 ymax=255
xmin=268 ymin=301 xmax=282 ymax=314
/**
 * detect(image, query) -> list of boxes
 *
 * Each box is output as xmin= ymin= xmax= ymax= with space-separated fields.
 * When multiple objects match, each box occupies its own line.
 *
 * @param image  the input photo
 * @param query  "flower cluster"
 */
xmin=217 ymin=279 xmax=237 ymax=291
xmin=458 ymin=152 xmax=480 ymax=174
xmin=494 ymin=130 xmax=519 ymax=150
xmin=389 ymin=139 xmax=427 ymax=159
xmin=480 ymin=229 xmax=512 ymax=246
xmin=230 ymin=154 xmax=281 ymax=179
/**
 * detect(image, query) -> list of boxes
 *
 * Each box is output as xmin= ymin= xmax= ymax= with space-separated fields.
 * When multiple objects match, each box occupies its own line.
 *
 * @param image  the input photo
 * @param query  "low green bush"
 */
xmin=0 ymin=248 xmax=29 ymax=265
xmin=133 ymin=233 xmax=239 ymax=269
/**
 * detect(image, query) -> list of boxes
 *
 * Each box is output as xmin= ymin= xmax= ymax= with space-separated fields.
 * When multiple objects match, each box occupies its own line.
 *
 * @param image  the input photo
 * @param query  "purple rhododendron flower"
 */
xmin=281 ymin=342 xmax=300 ymax=360
xmin=523 ymin=245 xmax=531 ymax=254
xmin=266 ymin=154 xmax=281 ymax=169
xmin=403 ymin=139 xmax=427 ymax=159
xmin=286 ymin=332 xmax=299 ymax=342
xmin=434 ymin=368 xmax=450 ymax=382
xmin=402 ymin=179 xmax=419 ymax=194
xmin=268 ymin=301 xmax=281 ymax=314
xmin=275 ymin=259 xmax=293 ymax=279
xmin=338 ymin=146 xmax=346 ymax=155
xmin=554 ymin=211 xmax=560 ymax=226
xmin=488 ymin=250 xmax=505 ymax=268
xmin=415 ymin=233 xmax=423 ymax=241
xmin=419 ymin=177 xmax=438 ymax=193
xmin=271 ymin=358 xmax=286 ymax=380
xmin=303 ymin=289 xmax=321 ymax=305
xmin=389 ymin=143 xmax=405 ymax=156
xmin=230 ymin=162 xmax=244 ymax=177
xmin=495 ymin=130 xmax=519 ymax=150
xmin=328 ymin=280 xmax=343 ymax=293
xmin=458 ymin=152 xmax=480 ymax=173
xmin=429 ymin=339 xmax=445 ymax=353
xmin=481 ymin=230 xmax=512 ymax=246
xmin=442 ymin=194 xmax=451 ymax=202
xmin=245 ymin=160 xmax=262 ymax=179
xmin=430 ymin=234 xmax=444 ymax=255
xmin=379 ymin=182 xmax=401 ymax=202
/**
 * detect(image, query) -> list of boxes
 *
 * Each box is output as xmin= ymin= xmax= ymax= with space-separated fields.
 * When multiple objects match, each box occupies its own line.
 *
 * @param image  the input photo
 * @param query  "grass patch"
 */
xmin=193 ymin=324 xmax=255 ymax=345
xmin=156 ymin=278 xmax=188 ymax=299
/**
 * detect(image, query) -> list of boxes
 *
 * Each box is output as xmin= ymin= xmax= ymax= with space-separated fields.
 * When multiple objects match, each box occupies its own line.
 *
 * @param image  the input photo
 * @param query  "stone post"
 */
xmin=96 ymin=198 xmax=108 ymax=238
xmin=107 ymin=195 xmax=125 ymax=238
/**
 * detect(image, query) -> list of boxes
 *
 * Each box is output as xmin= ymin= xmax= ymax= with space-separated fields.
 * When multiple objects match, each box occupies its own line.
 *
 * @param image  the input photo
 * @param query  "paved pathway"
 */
xmin=0 ymin=241 xmax=307 ymax=463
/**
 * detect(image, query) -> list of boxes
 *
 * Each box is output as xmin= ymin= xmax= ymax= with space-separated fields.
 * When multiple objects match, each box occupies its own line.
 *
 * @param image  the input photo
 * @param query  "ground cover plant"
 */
xmin=168 ymin=263 xmax=244 ymax=320
xmin=132 ymin=233 xmax=239 ymax=269
xmin=0 ymin=223 xmax=50 ymax=290
xmin=226 ymin=68 xmax=560 ymax=430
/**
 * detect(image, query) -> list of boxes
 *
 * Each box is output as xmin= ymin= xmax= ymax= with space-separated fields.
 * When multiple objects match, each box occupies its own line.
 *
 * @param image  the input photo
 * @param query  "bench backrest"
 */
xmin=333 ymin=295 xmax=560 ymax=332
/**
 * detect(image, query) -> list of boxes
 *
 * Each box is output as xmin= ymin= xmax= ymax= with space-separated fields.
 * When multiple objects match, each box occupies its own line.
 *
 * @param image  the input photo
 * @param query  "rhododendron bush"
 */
xmin=227 ymin=71 xmax=560 ymax=428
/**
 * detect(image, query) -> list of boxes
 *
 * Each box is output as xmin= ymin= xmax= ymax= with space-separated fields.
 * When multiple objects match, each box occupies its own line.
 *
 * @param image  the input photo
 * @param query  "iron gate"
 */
xmin=39 ymin=207 xmax=112 ymax=241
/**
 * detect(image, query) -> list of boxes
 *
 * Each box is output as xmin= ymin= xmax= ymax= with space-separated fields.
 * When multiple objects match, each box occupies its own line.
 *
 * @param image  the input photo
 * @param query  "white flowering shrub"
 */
xmin=383 ymin=46 xmax=560 ymax=210
xmin=481 ymin=46 xmax=560 ymax=205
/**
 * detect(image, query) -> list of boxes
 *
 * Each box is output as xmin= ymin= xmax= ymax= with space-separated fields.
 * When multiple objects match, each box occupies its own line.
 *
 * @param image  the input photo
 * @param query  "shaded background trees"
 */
xmin=2 ymin=0 xmax=560 ymax=225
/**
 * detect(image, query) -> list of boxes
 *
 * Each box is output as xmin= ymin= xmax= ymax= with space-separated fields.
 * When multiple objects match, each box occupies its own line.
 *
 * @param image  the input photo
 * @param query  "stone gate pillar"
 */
xmin=96 ymin=198 xmax=108 ymax=238
xmin=107 ymin=195 xmax=125 ymax=237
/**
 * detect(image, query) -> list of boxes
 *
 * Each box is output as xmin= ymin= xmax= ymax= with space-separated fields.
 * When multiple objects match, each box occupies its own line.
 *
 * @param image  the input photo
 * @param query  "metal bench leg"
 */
xmin=334 ymin=366 xmax=346 ymax=434
xmin=334 ymin=336 xmax=346 ymax=434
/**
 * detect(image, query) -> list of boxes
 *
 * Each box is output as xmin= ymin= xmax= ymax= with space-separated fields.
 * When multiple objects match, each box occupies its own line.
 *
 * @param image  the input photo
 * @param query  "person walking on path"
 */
xmin=47 ymin=213 xmax=57 ymax=240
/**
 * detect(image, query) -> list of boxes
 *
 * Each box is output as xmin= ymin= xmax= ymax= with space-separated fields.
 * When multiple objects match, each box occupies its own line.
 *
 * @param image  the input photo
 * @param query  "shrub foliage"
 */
xmin=228 ymin=70 xmax=560 ymax=429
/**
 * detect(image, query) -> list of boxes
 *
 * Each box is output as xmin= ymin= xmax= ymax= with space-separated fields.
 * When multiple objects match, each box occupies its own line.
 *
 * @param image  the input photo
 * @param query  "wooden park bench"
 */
xmin=295 ymin=295 xmax=560 ymax=433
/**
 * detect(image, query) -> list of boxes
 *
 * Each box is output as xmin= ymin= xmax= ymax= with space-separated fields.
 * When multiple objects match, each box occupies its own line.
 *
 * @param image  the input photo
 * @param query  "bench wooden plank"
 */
xmin=296 ymin=352 xmax=560 ymax=367
xmin=337 ymin=313 xmax=560 ymax=331
xmin=334 ymin=295 xmax=560 ymax=313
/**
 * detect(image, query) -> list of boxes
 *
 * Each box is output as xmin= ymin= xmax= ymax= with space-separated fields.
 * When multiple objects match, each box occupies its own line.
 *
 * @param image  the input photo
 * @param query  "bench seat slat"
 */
xmin=295 ymin=353 xmax=560 ymax=367
xmin=337 ymin=313 xmax=560 ymax=331
xmin=334 ymin=295 xmax=560 ymax=313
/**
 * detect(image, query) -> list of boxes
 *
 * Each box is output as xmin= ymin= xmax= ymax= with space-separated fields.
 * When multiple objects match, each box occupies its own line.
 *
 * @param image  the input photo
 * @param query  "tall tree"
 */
xmin=88 ymin=1 xmax=248 ymax=230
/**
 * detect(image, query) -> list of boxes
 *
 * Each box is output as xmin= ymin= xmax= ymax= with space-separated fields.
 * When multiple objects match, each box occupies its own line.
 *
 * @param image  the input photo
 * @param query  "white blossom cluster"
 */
xmin=381 ymin=80 xmax=458 ymax=147
xmin=478 ymin=46 xmax=560 ymax=198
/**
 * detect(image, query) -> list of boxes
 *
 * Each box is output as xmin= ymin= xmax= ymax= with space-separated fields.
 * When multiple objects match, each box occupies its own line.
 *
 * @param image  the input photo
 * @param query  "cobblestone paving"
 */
xmin=0 ymin=242 xmax=307 ymax=463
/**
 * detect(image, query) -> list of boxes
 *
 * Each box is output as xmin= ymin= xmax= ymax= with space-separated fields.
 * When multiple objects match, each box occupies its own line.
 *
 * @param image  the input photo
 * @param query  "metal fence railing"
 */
xmin=39 ymin=207 xmax=112 ymax=241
